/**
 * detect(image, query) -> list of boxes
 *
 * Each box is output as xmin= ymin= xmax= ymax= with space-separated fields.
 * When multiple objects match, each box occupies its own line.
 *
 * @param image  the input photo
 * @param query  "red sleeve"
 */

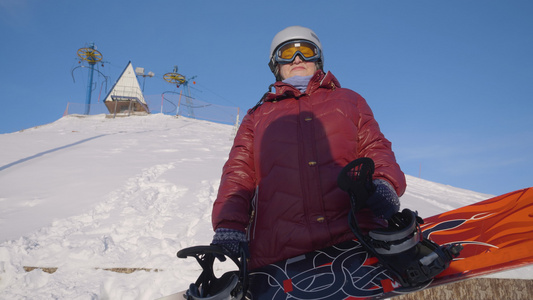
xmin=354 ymin=95 xmax=406 ymax=197
xmin=212 ymin=113 xmax=257 ymax=232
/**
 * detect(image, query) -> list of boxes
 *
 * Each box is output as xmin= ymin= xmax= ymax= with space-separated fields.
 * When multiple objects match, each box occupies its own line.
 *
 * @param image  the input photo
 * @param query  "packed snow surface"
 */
xmin=0 ymin=114 xmax=530 ymax=299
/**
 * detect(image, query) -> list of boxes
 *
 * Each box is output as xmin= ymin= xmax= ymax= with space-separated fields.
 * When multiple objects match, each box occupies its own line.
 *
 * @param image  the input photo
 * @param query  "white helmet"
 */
xmin=268 ymin=26 xmax=324 ymax=80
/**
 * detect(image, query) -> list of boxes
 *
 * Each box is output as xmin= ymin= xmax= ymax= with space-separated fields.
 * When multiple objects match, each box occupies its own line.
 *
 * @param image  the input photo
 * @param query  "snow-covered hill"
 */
xmin=0 ymin=114 xmax=530 ymax=299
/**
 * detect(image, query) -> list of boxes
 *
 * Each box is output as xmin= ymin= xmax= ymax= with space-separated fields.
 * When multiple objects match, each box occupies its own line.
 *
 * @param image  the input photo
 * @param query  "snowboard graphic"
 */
xmin=245 ymin=187 xmax=533 ymax=299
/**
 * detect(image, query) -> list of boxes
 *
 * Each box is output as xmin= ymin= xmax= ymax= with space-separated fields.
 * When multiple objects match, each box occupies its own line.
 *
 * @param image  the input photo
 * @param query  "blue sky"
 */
xmin=1 ymin=0 xmax=532 ymax=196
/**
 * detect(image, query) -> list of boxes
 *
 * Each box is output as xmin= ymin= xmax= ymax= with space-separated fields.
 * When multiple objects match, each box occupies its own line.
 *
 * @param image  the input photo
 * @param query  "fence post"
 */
xmin=63 ymin=103 xmax=70 ymax=116
xmin=176 ymin=90 xmax=183 ymax=117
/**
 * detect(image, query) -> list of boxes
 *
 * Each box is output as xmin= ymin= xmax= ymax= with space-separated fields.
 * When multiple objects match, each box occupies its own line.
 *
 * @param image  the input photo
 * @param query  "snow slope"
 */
xmin=0 ymin=114 xmax=530 ymax=299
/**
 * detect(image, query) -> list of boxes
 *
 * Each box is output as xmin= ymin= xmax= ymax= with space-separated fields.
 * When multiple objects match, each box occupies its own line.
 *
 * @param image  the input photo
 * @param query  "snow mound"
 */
xmin=0 ymin=114 xmax=529 ymax=299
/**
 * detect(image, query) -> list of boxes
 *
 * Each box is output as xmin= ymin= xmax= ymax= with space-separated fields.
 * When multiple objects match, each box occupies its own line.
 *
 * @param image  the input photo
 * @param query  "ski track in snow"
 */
xmin=1 ymin=161 xmax=215 ymax=298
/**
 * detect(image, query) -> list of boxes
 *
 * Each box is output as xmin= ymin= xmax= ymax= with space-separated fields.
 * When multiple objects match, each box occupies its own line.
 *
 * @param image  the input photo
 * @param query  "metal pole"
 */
xmin=84 ymin=44 xmax=97 ymax=115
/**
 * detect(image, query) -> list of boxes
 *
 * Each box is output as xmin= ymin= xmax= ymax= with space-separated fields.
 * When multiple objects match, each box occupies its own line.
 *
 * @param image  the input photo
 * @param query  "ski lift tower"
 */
xmin=163 ymin=66 xmax=196 ymax=118
xmin=77 ymin=43 xmax=103 ymax=115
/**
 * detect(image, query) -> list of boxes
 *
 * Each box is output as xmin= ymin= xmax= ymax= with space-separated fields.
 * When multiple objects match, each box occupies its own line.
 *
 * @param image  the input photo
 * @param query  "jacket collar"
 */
xmin=264 ymin=70 xmax=341 ymax=102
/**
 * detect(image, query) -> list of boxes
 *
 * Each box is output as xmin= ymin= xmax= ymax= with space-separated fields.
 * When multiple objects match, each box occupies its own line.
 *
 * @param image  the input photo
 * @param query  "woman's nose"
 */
xmin=292 ymin=54 xmax=303 ymax=64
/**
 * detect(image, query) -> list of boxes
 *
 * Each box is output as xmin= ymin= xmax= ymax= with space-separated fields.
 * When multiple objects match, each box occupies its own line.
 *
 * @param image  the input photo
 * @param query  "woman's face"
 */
xmin=279 ymin=55 xmax=317 ymax=80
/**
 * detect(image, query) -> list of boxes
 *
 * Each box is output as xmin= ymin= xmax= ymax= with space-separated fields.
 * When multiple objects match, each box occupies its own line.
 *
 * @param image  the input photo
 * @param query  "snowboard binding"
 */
xmin=338 ymin=158 xmax=463 ymax=287
xmin=177 ymin=245 xmax=248 ymax=300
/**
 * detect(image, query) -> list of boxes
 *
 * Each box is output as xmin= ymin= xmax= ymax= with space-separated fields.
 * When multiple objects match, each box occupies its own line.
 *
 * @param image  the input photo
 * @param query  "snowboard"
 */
xmin=246 ymin=187 xmax=533 ymax=299
xmin=163 ymin=187 xmax=533 ymax=300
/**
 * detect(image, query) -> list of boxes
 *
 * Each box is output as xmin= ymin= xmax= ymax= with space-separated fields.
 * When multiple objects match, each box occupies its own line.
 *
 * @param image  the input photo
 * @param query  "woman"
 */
xmin=211 ymin=26 xmax=406 ymax=270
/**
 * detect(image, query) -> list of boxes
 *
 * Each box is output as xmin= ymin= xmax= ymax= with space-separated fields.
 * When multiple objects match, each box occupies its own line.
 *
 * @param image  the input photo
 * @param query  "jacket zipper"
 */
xmin=247 ymin=186 xmax=259 ymax=241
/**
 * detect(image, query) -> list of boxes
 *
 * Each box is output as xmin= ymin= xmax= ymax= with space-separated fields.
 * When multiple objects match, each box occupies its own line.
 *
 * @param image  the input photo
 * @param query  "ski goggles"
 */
xmin=273 ymin=40 xmax=321 ymax=64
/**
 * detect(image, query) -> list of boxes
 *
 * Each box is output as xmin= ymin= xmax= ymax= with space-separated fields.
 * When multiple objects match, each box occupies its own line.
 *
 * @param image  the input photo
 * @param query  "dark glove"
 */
xmin=211 ymin=228 xmax=248 ymax=259
xmin=367 ymin=179 xmax=400 ymax=219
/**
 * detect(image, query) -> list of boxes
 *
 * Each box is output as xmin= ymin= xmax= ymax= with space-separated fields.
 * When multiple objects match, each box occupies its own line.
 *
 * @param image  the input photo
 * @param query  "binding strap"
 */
xmin=368 ymin=209 xmax=422 ymax=255
xmin=363 ymin=209 xmax=463 ymax=287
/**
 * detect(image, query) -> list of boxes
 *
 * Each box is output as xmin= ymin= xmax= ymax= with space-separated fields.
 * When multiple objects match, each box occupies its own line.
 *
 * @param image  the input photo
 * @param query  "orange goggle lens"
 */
xmin=275 ymin=40 xmax=321 ymax=63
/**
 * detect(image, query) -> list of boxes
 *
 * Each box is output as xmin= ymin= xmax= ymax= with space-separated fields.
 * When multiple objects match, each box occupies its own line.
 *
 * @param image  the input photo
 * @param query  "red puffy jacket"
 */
xmin=212 ymin=70 xmax=406 ymax=270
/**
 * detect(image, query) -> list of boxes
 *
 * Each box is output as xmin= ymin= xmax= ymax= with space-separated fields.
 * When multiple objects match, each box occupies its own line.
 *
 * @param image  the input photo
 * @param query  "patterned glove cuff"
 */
xmin=212 ymin=228 xmax=247 ymax=257
xmin=213 ymin=228 xmax=247 ymax=243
